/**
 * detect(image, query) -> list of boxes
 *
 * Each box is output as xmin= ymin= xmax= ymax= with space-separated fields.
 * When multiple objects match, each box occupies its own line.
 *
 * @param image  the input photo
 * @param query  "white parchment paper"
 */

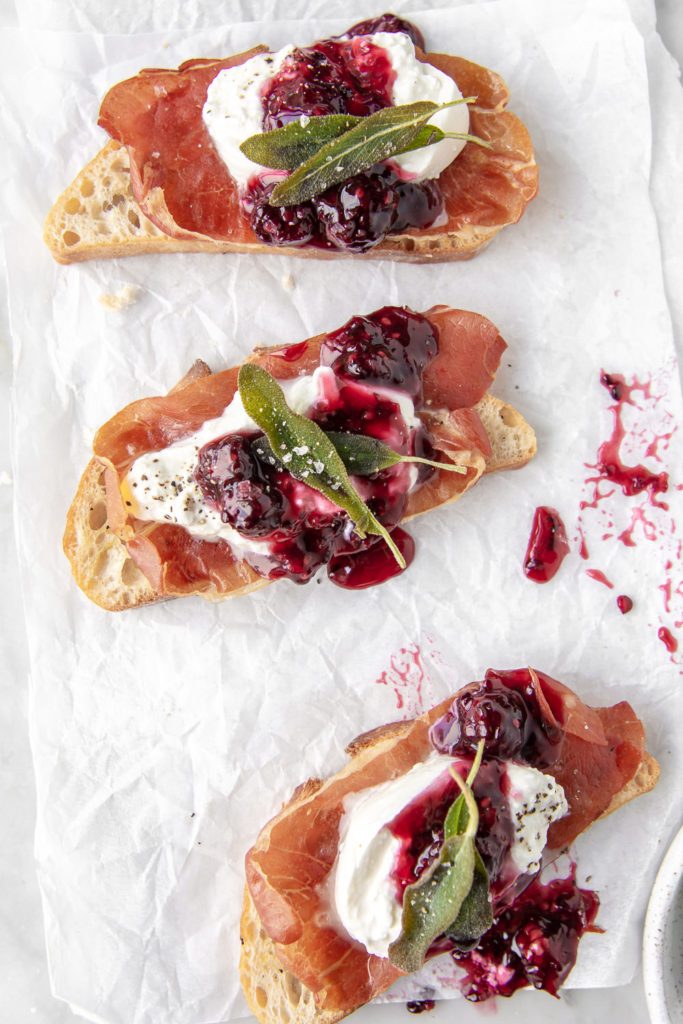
xmin=2 ymin=1 xmax=683 ymax=1022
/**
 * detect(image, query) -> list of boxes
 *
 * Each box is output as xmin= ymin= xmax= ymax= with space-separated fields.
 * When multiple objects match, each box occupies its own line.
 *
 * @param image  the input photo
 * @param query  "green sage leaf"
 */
xmin=240 ymin=114 xmax=363 ymax=170
xmin=237 ymin=364 xmax=405 ymax=568
xmin=388 ymin=831 xmax=476 ymax=973
xmin=445 ymin=849 xmax=493 ymax=951
xmin=325 ymin=432 xmax=466 ymax=476
xmin=269 ymin=98 xmax=468 ymax=206
xmin=253 ymin=430 xmax=466 ymax=477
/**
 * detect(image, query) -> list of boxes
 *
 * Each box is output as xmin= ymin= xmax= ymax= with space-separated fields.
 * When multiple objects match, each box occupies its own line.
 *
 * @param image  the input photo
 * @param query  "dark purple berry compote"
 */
xmin=430 ymin=669 xmax=564 ymax=769
xmin=453 ymin=871 xmax=600 ymax=1000
xmin=242 ymin=16 xmax=446 ymax=252
xmin=192 ymin=306 xmax=440 ymax=587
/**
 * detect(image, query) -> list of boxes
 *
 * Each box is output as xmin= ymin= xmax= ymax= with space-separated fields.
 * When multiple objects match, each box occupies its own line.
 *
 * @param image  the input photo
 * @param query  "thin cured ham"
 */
xmin=96 ymin=45 xmax=537 ymax=248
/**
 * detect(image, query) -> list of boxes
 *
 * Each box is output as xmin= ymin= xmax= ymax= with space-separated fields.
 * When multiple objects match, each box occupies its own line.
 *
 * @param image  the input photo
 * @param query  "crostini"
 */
xmin=63 ymin=305 xmax=535 ymax=609
xmin=241 ymin=667 xmax=659 ymax=1021
xmin=45 ymin=14 xmax=538 ymax=264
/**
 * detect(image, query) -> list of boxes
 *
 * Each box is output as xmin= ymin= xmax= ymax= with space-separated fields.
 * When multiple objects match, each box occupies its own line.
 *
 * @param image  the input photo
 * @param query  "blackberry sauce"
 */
xmin=244 ymin=19 xmax=445 ymax=252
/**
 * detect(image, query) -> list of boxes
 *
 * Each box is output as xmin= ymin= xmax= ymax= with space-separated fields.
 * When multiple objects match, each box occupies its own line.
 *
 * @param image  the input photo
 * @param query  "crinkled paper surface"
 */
xmin=1 ymin=0 xmax=683 ymax=1022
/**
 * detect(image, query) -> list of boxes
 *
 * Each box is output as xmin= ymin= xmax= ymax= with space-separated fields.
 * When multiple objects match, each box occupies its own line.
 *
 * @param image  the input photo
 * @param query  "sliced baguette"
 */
xmin=44 ymin=38 xmax=538 ymax=267
xmin=239 ymin=720 xmax=659 ymax=1024
xmin=63 ymin=383 xmax=536 ymax=611
xmin=44 ymin=140 xmax=518 ymax=265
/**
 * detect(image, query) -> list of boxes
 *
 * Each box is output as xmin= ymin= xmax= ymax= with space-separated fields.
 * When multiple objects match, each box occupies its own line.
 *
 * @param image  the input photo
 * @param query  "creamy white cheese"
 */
xmin=333 ymin=754 xmax=456 ymax=957
xmin=505 ymin=763 xmax=568 ymax=875
xmin=331 ymin=757 xmax=568 ymax=957
xmin=203 ymin=45 xmax=294 ymax=189
xmin=373 ymin=31 xmax=469 ymax=181
xmin=202 ymin=31 xmax=468 ymax=189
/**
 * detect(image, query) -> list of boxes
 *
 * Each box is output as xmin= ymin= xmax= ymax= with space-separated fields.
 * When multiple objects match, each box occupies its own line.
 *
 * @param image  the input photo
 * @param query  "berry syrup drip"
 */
xmin=452 ymin=870 xmax=600 ymax=1001
xmin=523 ymin=506 xmax=570 ymax=583
xmin=429 ymin=670 xmax=563 ymax=771
xmin=590 ymin=373 xmax=669 ymax=508
xmin=388 ymin=760 xmax=514 ymax=901
xmin=577 ymin=369 xmax=681 ymax=662
xmin=658 ymin=627 xmax=678 ymax=653
xmin=194 ymin=307 xmax=437 ymax=586
xmin=375 ymin=641 xmax=435 ymax=718
xmin=327 ymin=526 xmax=415 ymax=589
xmin=245 ymin=18 xmax=445 ymax=252
xmin=586 ymin=569 xmax=613 ymax=589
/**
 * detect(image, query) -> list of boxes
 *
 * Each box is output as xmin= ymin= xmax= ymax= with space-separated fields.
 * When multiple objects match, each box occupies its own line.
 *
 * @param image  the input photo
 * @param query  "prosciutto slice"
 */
xmin=245 ymin=670 xmax=647 ymax=1013
xmin=97 ymin=45 xmax=537 ymax=244
xmin=93 ymin=308 xmax=505 ymax=597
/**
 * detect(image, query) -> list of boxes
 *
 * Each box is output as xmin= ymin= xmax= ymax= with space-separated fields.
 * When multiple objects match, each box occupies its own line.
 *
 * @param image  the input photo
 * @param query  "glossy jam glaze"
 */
xmin=321 ymin=306 xmax=438 ymax=401
xmin=193 ymin=307 xmax=438 ymax=585
xmin=244 ymin=17 xmax=445 ymax=252
xmin=597 ymin=373 xmax=669 ymax=502
xmin=452 ymin=871 xmax=600 ymax=1000
xmin=262 ymin=37 xmax=394 ymax=129
xmin=523 ymin=506 xmax=570 ymax=583
xmin=429 ymin=670 xmax=563 ymax=769
xmin=247 ymin=163 xmax=445 ymax=253
xmin=616 ymin=594 xmax=634 ymax=614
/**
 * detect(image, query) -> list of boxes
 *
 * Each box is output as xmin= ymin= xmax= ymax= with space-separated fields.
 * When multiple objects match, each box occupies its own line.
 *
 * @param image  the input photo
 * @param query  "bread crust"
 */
xmin=239 ymin=702 xmax=660 ymax=1024
xmin=44 ymin=46 xmax=538 ymax=265
xmin=63 ymin=382 xmax=536 ymax=610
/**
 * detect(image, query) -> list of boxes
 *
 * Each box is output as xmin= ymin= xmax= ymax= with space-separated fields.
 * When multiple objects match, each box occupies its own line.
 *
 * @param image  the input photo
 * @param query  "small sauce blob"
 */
xmin=658 ymin=627 xmax=678 ymax=653
xmin=617 ymin=595 xmax=634 ymax=614
xmin=277 ymin=339 xmax=309 ymax=363
xmin=406 ymin=1001 xmax=435 ymax=1014
xmin=327 ymin=528 xmax=415 ymax=589
xmin=523 ymin=507 xmax=570 ymax=583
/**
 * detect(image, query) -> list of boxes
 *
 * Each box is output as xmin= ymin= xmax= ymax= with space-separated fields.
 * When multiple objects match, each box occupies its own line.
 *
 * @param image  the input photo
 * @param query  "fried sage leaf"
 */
xmin=253 ymin=430 xmax=466 ymax=477
xmin=240 ymin=114 xmax=363 ymax=170
xmin=445 ymin=849 xmax=493 ymax=951
xmin=443 ymin=735 xmax=485 ymax=837
xmin=269 ymin=98 xmax=473 ymax=206
xmin=387 ymin=744 xmax=485 ymax=973
xmin=237 ymin=364 xmax=405 ymax=567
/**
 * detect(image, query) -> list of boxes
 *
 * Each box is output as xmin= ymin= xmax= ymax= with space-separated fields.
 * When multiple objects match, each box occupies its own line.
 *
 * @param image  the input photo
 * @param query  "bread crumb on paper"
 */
xmin=98 ymin=284 xmax=142 ymax=311
xmin=281 ymin=273 xmax=295 ymax=292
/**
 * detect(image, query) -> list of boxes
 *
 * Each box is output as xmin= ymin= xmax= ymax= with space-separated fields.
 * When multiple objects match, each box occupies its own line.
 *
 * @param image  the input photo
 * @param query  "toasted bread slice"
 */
xmin=63 ymin=385 xmax=535 ymax=611
xmin=44 ymin=140 xmax=519 ymax=265
xmin=44 ymin=36 xmax=538 ymax=267
xmin=239 ymin=722 xmax=659 ymax=1024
